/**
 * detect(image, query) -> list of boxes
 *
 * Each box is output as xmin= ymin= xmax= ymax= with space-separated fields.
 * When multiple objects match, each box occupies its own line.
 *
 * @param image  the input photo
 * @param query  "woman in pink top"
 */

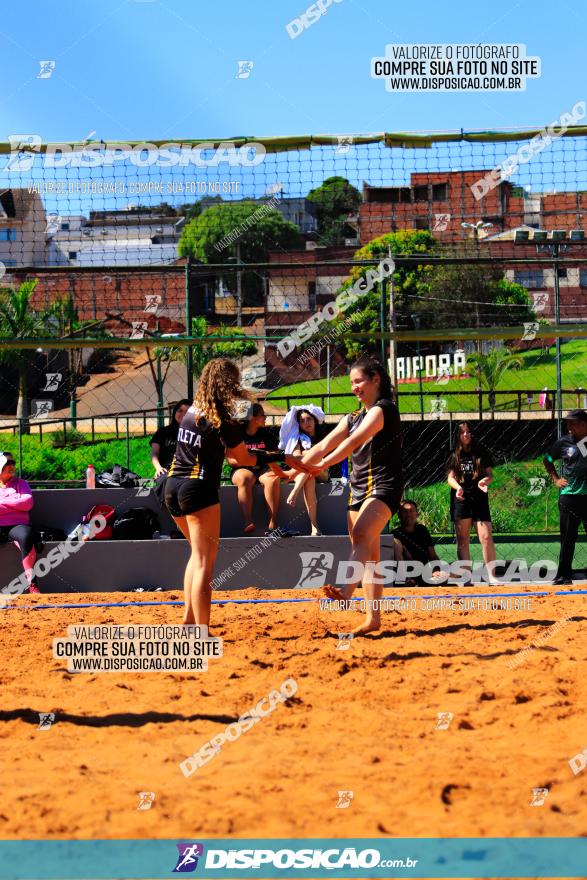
xmin=0 ymin=452 xmax=39 ymax=594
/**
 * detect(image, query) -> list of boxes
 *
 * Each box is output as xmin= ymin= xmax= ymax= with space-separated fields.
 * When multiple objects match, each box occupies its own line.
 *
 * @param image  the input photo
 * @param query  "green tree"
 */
xmin=178 ymin=201 xmax=302 ymax=264
xmin=416 ymin=264 xmax=535 ymax=330
xmin=327 ymin=230 xmax=437 ymax=361
xmin=177 ymin=195 xmax=224 ymax=222
xmin=306 ymin=176 xmax=361 ymax=244
xmin=467 ymin=346 xmax=523 ymax=413
xmin=178 ymin=201 xmax=303 ymax=306
xmin=0 ymin=280 xmax=47 ymax=431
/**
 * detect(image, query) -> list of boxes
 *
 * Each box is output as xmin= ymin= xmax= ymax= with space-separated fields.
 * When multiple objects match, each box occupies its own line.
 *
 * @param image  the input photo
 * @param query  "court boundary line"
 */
xmin=2 ymin=588 xmax=587 ymax=611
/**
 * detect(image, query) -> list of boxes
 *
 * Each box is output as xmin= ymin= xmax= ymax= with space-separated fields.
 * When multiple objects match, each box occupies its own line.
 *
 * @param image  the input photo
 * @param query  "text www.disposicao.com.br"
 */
xmin=70 ymin=657 xmax=202 ymax=671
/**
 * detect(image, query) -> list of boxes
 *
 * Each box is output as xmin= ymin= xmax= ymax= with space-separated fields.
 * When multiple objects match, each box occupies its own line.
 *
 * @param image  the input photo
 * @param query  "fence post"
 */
xmin=156 ymin=356 xmax=165 ymax=429
xmin=126 ymin=418 xmax=130 ymax=470
xmin=185 ymin=256 xmax=194 ymax=399
xmin=18 ymin=419 xmax=23 ymax=477
xmin=478 ymin=389 xmax=483 ymax=420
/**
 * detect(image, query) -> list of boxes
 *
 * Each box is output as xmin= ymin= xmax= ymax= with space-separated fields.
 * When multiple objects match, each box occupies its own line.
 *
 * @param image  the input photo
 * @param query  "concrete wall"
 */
xmin=0 ymin=535 xmax=392 ymax=594
xmin=0 ymin=484 xmax=354 ymax=593
xmin=24 ymin=483 xmax=350 ymax=538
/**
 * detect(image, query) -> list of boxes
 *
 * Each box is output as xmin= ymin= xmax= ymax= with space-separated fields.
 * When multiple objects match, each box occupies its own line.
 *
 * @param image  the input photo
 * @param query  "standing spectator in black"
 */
xmin=446 ymin=421 xmax=497 ymax=582
xmin=231 ymin=403 xmax=283 ymax=535
xmin=150 ymin=399 xmax=191 ymax=478
xmin=543 ymin=409 xmax=587 ymax=585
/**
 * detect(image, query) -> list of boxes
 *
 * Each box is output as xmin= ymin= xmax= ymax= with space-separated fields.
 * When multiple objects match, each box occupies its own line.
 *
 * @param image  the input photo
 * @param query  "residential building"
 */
xmin=0 ymin=189 xmax=47 ymax=268
xmin=47 ymin=209 xmax=185 ymax=266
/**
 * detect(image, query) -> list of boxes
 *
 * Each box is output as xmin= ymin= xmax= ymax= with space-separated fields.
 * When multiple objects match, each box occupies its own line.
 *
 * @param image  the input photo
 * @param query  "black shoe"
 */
xmin=553 ymin=576 xmax=573 ymax=586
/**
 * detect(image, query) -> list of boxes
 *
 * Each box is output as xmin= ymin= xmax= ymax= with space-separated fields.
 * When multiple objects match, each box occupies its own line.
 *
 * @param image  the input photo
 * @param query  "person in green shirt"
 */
xmin=543 ymin=409 xmax=587 ymax=585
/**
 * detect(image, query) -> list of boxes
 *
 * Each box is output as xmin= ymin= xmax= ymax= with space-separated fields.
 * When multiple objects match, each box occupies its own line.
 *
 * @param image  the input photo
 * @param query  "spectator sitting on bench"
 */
xmin=230 ymin=403 xmax=288 ymax=535
xmin=392 ymin=498 xmax=440 ymax=583
xmin=279 ymin=406 xmax=329 ymax=537
xmin=150 ymin=399 xmax=191 ymax=478
xmin=0 ymin=452 xmax=39 ymax=594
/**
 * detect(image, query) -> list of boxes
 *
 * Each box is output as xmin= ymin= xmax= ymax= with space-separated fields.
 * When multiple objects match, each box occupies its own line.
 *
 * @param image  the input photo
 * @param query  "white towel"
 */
xmin=278 ymin=405 xmax=325 ymax=455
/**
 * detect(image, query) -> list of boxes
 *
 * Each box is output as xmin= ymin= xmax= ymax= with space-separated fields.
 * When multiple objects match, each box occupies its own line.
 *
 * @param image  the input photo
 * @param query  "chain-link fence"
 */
xmin=1 ymin=130 xmax=586 ymax=564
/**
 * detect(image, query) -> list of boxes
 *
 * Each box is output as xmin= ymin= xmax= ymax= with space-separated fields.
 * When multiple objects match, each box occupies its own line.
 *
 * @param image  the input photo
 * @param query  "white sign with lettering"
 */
xmin=392 ymin=349 xmax=466 ymax=381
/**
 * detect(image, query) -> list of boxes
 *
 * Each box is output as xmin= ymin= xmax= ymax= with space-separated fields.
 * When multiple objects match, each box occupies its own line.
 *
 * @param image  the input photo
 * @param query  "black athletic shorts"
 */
xmin=450 ymin=488 xmax=491 ymax=523
xmin=164 ymin=476 xmax=219 ymax=516
xmin=348 ymin=489 xmax=402 ymax=516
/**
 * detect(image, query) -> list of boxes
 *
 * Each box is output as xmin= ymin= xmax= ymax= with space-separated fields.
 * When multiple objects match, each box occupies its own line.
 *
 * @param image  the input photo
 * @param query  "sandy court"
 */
xmin=1 ymin=586 xmax=586 ymax=857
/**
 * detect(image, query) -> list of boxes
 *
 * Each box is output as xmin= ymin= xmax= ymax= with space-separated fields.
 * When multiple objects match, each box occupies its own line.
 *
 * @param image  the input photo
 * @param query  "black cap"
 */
xmin=565 ymin=408 xmax=587 ymax=422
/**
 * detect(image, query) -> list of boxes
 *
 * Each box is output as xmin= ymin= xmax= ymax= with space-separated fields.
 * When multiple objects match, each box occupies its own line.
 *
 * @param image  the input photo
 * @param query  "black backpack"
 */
xmin=96 ymin=465 xmax=142 ymax=488
xmin=112 ymin=508 xmax=160 ymax=540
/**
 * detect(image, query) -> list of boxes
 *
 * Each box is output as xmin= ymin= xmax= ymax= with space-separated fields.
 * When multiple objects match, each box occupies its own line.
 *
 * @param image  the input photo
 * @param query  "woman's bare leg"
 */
xmin=184 ymin=504 xmax=221 ymax=628
xmin=172 ymin=515 xmax=195 ymax=620
xmin=349 ymin=500 xmax=390 ymax=634
xmin=302 ymin=477 xmax=321 ymax=535
xmin=259 ymin=471 xmax=280 ymax=530
xmin=287 ymin=472 xmax=307 ymax=507
xmin=232 ymin=469 xmax=256 ymax=533
xmin=455 ymin=519 xmax=472 ymax=559
xmin=454 ymin=518 xmax=473 ymax=581
xmin=477 ymin=520 xmax=497 ymax=580
xmin=324 ymin=499 xmax=391 ymax=635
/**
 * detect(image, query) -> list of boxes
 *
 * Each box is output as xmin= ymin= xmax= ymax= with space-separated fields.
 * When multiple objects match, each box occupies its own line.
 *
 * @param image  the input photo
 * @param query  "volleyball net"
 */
xmin=0 ymin=127 xmax=586 ymax=547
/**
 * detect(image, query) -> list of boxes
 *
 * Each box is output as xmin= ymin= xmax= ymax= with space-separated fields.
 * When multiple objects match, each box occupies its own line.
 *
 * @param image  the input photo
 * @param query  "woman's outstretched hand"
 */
xmin=284 ymin=454 xmax=323 ymax=475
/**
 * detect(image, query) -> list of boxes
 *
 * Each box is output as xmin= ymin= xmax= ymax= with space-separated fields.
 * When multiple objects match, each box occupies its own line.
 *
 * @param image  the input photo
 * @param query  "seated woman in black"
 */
xmin=230 ymin=403 xmax=282 ymax=535
xmin=150 ymin=399 xmax=191 ymax=478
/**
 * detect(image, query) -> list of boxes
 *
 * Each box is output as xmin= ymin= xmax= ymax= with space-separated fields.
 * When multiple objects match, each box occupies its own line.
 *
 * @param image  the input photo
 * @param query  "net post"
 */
xmin=185 ymin=256 xmax=194 ymax=400
xmin=18 ymin=419 xmax=23 ymax=477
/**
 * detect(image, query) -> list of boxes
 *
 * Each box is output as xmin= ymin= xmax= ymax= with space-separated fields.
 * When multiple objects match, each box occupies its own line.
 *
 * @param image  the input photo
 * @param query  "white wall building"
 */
xmin=46 ymin=210 xmax=185 ymax=266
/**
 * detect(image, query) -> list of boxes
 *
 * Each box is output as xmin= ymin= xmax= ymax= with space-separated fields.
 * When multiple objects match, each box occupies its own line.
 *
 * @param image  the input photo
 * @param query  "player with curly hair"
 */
xmin=165 ymin=358 xmax=313 ymax=629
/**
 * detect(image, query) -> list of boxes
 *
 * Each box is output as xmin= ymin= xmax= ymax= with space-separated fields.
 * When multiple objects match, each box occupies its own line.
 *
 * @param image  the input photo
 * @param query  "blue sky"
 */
xmin=1 ymin=0 xmax=585 ymax=141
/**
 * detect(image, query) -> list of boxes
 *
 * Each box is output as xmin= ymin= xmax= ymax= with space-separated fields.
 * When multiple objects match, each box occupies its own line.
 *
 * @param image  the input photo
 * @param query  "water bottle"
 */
xmin=340 ymin=457 xmax=349 ymax=485
xmin=86 ymin=465 xmax=96 ymax=489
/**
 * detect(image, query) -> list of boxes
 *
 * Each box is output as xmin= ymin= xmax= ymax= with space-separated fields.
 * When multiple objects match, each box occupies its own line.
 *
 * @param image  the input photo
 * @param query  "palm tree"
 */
xmin=467 ymin=346 xmax=523 ymax=415
xmin=0 ymin=280 xmax=48 ymax=432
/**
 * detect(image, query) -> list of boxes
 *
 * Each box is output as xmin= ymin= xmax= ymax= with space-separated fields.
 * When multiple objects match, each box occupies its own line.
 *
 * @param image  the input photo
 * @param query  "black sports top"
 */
xmin=150 ymin=423 xmax=180 ymax=470
xmin=231 ymin=426 xmax=274 ymax=475
xmin=168 ymin=405 xmax=242 ymax=483
xmin=446 ymin=447 xmax=493 ymax=492
xmin=346 ymin=398 xmax=403 ymax=502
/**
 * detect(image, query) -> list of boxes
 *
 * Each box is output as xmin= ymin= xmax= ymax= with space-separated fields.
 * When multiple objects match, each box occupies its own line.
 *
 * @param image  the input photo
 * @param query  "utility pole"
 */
xmin=185 ymin=256 xmax=194 ymax=399
xmin=236 ymin=241 xmax=243 ymax=328
xmin=387 ymin=248 xmax=397 ymax=392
